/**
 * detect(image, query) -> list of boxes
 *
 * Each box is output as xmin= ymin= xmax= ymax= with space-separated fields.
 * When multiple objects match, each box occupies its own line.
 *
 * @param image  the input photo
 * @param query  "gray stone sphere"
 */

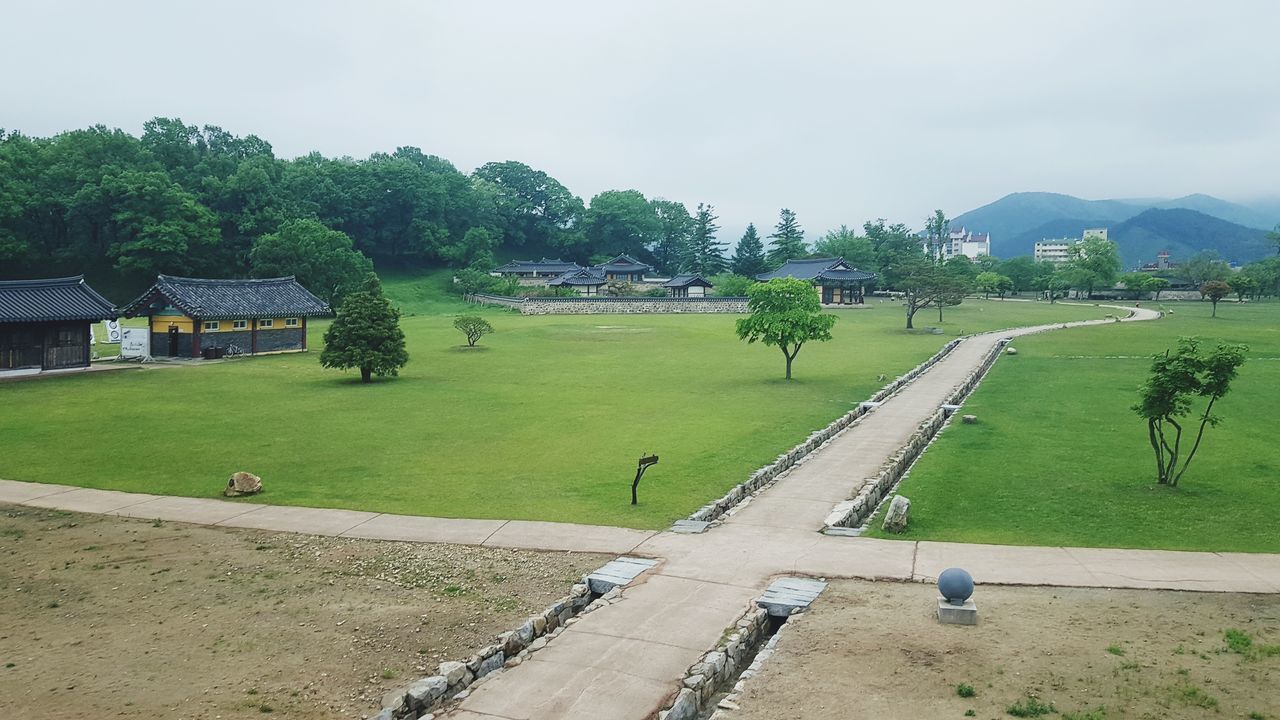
xmin=938 ymin=567 xmax=974 ymax=604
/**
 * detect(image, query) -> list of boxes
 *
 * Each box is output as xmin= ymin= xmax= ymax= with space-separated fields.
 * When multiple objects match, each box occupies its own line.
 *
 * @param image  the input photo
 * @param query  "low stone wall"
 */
xmin=657 ymin=606 xmax=772 ymax=720
xmin=822 ymin=337 xmax=1009 ymax=533
xmin=467 ymin=294 xmax=749 ymax=314
xmin=686 ymin=339 xmax=963 ymax=524
xmin=372 ymin=576 xmax=607 ymax=719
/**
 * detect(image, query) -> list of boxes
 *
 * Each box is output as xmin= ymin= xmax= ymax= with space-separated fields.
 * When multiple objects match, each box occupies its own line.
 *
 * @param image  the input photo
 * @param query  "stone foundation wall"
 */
xmin=468 ymin=294 xmax=748 ymax=314
xmin=686 ymin=339 xmax=963 ymax=525
xmin=657 ymin=607 xmax=772 ymax=720
xmin=372 ymin=576 xmax=604 ymax=719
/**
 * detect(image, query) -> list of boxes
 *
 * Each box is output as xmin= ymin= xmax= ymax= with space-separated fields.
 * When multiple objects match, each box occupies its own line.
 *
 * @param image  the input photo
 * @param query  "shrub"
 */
xmin=957 ymin=683 xmax=976 ymax=698
xmin=1007 ymin=696 xmax=1056 ymax=717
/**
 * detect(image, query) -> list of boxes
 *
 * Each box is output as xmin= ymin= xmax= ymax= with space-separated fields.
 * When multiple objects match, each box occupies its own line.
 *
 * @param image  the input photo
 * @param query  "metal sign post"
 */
xmin=632 ymin=454 xmax=659 ymax=505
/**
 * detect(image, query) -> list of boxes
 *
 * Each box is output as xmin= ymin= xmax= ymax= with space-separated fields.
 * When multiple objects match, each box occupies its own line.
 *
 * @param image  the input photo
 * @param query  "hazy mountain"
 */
xmin=953 ymin=191 xmax=1279 ymax=258
xmin=1109 ymin=209 xmax=1270 ymax=267
xmin=951 ymin=192 xmax=1140 ymax=243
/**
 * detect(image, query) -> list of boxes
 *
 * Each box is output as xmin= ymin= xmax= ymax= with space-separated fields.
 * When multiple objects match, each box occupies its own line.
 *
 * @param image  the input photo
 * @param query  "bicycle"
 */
xmin=224 ymin=343 xmax=245 ymax=358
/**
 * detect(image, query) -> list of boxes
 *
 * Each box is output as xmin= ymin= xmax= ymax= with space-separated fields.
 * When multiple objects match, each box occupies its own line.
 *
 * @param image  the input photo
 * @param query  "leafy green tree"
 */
xmin=1034 ymin=263 xmax=1069 ymax=303
xmin=865 ymin=218 xmax=925 ymax=289
xmin=250 ymin=218 xmax=373 ymax=307
xmin=583 ymin=189 xmax=660 ymax=259
xmin=1225 ymin=274 xmax=1257 ymax=301
xmin=813 ymin=225 xmax=876 ymax=271
xmin=899 ymin=261 xmax=962 ymax=328
xmin=1145 ymin=276 xmax=1171 ymax=300
xmin=472 ymin=160 xmax=585 ymax=254
xmin=976 ymin=271 xmax=1004 ymax=299
xmin=650 ymin=199 xmax=693 ymax=275
xmin=1064 ymin=237 xmax=1121 ymax=297
xmin=1241 ymin=258 xmax=1280 ymax=297
xmin=709 ymin=272 xmax=755 ymax=297
xmin=765 ymin=208 xmax=806 ymax=265
xmin=1200 ymin=280 xmax=1231 ymax=316
xmin=320 ymin=274 xmax=408 ymax=383
xmin=1119 ymin=272 xmax=1154 ymax=300
xmin=453 ymin=315 xmax=494 ymax=347
xmin=1179 ymin=251 xmax=1231 ymax=287
xmin=735 ymin=277 xmax=836 ymax=380
xmin=1132 ymin=337 xmax=1247 ymax=486
xmin=682 ymin=203 xmax=727 ymax=275
xmin=730 ymin=223 xmax=768 ymax=277
xmin=1000 ymin=256 xmax=1039 ymax=293
xmin=923 ymin=209 xmax=950 ymax=262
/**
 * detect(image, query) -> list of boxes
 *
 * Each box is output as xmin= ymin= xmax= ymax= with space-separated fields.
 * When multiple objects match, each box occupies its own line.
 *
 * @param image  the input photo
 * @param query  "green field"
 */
xmin=869 ymin=300 xmax=1280 ymax=552
xmin=0 ymin=278 xmax=1108 ymax=529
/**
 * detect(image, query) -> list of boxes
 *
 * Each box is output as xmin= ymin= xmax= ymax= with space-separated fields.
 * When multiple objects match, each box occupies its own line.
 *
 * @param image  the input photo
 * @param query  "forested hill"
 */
xmin=0 ymin=119 xmax=710 ymax=297
xmin=953 ymin=191 xmax=1278 ymax=257
xmin=1109 ymin=209 xmax=1272 ymax=266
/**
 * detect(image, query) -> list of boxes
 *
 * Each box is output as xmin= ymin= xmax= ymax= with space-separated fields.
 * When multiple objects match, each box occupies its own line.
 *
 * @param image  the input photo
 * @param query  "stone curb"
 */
xmin=655 ymin=605 xmax=773 ymax=720
xmin=685 ymin=339 xmax=964 ymax=526
xmin=371 ymin=576 xmax=613 ymax=719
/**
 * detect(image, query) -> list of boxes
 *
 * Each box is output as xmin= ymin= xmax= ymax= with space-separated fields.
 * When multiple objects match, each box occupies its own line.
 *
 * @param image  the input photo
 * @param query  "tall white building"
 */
xmin=1034 ymin=239 xmax=1077 ymax=265
xmin=925 ymin=227 xmax=992 ymax=260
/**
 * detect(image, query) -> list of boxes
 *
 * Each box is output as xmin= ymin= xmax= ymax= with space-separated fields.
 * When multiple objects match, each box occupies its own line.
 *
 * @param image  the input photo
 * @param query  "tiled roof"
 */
xmin=548 ymin=268 xmax=607 ymax=287
xmin=756 ymin=257 xmax=876 ymax=283
xmin=0 ymin=276 xmax=117 ymax=323
xmin=663 ymin=275 xmax=714 ymax=288
xmin=493 ymin=258 xmax=582 ymax=274
xmin=593 ymin=254 xmax=652 ymax=273
xmin=122 ymin=275 xmax=330 ymax=320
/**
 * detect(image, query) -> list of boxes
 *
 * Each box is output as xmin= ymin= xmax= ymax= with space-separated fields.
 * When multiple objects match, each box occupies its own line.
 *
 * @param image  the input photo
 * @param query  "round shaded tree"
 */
xmin=320 ymin=273 xmax=408 ymax=383
xmin=735 ymin=277 xmax=836 ymax=380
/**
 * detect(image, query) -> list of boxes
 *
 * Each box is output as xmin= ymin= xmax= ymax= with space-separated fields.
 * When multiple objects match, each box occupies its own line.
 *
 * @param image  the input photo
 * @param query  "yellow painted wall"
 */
xmin=152 ymin=315 xmax=194 ymax=333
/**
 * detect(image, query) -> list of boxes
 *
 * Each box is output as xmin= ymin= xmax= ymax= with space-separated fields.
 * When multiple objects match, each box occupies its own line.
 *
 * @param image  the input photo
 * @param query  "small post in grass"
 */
xmin=632 ymin=453 xmax=659 ymax=505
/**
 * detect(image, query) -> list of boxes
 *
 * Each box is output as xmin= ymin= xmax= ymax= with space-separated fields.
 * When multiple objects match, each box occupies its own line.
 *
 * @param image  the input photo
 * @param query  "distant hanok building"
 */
xmin=122 ymin=275 xmax=330 ymax=358
xmin=756 ymin=257 xmax=877 ymax=305
xmin=592 ymin=254 xmax=652 ymax=283
xmin=491 ymin=258 xmax=583 ymax=281
xmin=0 ymin=275 xmax=116 ymax=374
xmin=546 ymin=267 xmax=608 ymax=296
xmin=662 ymin=275 xmax=714 ymax=298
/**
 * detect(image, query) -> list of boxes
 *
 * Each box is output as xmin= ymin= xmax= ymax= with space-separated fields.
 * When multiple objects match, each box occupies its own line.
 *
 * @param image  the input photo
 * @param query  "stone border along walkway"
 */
xmin=6 ymin=304 xmax=1280 ymax=720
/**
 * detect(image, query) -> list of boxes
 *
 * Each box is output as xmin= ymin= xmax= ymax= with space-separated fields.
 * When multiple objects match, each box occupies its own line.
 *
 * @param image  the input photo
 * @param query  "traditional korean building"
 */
xmin=546 ymin=267 xmax=607 ymax=296
xmin=756 ymin=257 xmax=877 ymax=305
xmin=0 ymin=276 xmax=117 ymax=373
xmin=492 ymin=258 xmax=583 ymax=279
xmin=592 ymin=254 xmax=652 ymax=282
xmin=122 ymin=275 xmax=329 ymax=358
xmin=663 ymin=275 xmax=714 ymax=298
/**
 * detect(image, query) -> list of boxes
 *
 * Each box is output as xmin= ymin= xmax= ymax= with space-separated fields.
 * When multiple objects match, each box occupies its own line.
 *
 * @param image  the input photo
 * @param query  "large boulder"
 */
xmin=223 ymin=471 xmax=262 ymax=497
xmin=881 ymin=495 xmax=911 ymax=533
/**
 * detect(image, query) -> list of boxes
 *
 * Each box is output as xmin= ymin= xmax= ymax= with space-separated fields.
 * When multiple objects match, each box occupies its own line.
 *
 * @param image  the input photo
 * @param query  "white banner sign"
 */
xmin=104 ymin=319 xmax=122 ymax=343
xmin=120 ymin=327 xmax=150 ymax=359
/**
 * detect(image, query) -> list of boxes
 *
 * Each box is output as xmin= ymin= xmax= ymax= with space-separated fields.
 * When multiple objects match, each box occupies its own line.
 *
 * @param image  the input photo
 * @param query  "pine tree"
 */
xmin=682 ymin=203 xmax=727 ymax=275
xmin=766 ymin=208 xmax=806 ymax=265
xmin=320 ymin=273 xmax=409 ymax=383
xmin=731 ymin=223 xmax=767 ymax=277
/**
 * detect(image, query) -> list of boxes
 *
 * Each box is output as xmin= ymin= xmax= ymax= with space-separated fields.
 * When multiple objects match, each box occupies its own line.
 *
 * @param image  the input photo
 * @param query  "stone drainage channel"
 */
xmin=372 ymin=557 xmax=659 ymax=720
xmin=657 ymin=577 xmax=828 ymax=720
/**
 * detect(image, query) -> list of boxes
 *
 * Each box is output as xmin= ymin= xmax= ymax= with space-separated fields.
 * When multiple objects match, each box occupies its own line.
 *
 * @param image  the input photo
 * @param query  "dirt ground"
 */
xmin=733 ymin=580 xmax=1280 ymax=720
xmin=0 ymin=505 xmax=607 ymax=719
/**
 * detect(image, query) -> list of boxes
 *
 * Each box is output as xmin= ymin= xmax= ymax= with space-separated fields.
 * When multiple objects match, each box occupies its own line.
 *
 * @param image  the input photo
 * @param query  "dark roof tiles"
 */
xmin=122 ymin=275 xmax=330 ymax=320
xmin=756 ymin=257 xmax=876 ymax=283
xmin=0 ymin=276 xmax=117 ymax=323
xmin=663 ymin=275 xmax=714 ymax=288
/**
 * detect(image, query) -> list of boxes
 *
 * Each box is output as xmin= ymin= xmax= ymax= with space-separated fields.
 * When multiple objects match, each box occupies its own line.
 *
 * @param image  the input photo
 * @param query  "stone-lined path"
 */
xmin=6 ymin=306 xmax=1278 ymax=719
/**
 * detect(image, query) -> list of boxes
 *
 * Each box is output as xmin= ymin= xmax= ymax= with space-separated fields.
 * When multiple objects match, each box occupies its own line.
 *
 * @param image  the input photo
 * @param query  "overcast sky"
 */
xmin=4 ymin=1 xmax=1278 ymax=240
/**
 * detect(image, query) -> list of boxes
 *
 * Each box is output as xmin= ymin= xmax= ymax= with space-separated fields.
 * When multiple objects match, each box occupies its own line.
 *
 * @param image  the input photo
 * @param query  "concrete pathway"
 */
xmin=10 ymin=306 xmax=1277 ymax=720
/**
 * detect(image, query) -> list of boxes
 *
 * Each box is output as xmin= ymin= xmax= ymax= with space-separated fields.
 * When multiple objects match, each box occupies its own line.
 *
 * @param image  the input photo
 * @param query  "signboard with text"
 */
xmin=120 ymin=327 xmax=150 ymax=359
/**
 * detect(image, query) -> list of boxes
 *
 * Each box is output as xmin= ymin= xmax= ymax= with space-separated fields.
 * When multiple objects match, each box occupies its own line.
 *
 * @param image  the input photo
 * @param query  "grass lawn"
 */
xmin=868 ymin=299 xmax=1280 ymax=552
xmin=2 ymin=278 xmax=1107 ymax=529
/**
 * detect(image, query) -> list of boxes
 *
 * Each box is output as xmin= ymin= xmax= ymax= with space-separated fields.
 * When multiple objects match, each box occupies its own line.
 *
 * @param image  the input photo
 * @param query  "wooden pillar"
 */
xmin=301 ymin=316 xmax=308 ymax=350
xmin=251 ymin=318 xmax=258 ymax=355
xmin=192 ymin=317 xmax=201 ymax=358
xmin=81 ymin=321 xmax=91 ymax=368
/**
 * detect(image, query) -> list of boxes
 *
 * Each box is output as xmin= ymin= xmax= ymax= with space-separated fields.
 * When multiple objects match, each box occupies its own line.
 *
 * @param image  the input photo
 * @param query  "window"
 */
xmin=285 ymin=318 xmax=299 ymax=327
xmin=232 ymin=320 xmax=248 ymax=330
xmin=203 ymin=321 xmax=219 ymax=332
xmin=259 ymin=319 xmax=274 ymax=328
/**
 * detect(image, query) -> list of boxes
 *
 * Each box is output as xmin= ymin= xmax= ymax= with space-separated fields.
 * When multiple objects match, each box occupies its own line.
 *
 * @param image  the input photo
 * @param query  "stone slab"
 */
xmin=758 ymin=576 xmax=827 ymax=616
xmin=576 ymin=574 xmax=754 ymax=651
xmin=670 ymin=519 xmax=710 ymax=534
xmin=112 ymin=496 xmax=267 ymax=525
xmin=215 ymin=505 xmax=380 ymax=536
xmin=482 ymin=520 xmax=658 ymax=554
xmin=24 ymin=487 xmax=161 ymax=514
xmin=937 ymin=597 xmax=978 ymax=625
xmin=586 ymin=556 xmax=659 ymax=594
xmin=458 ymin=660 xmax=674 ymax=720
xmin=341 ymin=513 xmax=505 ymax=545
xmin=0 ymin=479 xmax=79 ymax=503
